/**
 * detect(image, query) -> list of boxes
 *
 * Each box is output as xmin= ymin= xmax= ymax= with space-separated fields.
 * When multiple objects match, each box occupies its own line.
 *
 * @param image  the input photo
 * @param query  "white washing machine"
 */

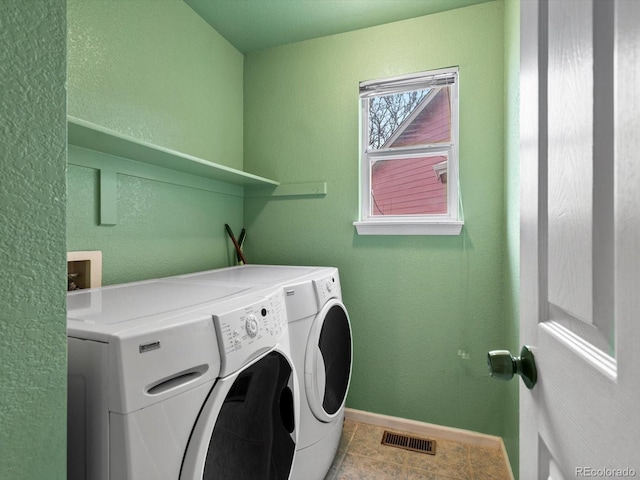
xmin=67 ymin=278 xmax=299 ymax=480
xmin=168 ymin=265 xmax=353 ymax=480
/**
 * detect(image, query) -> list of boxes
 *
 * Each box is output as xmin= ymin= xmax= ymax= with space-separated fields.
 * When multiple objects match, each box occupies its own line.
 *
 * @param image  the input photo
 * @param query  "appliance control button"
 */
xmin=245 ymin=315 xmax=259 ymax=338
xmin=326 ymin=280 xmax=333 ymax=292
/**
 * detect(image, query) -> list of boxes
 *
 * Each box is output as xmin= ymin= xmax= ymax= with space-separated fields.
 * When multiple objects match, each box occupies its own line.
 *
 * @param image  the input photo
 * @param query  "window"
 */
xmin=354 ymin=67 xmax=463 ymax=235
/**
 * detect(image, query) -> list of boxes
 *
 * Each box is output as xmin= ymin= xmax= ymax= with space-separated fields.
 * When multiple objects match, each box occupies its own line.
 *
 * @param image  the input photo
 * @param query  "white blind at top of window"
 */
xmin=359 ymin=67 xmax=458 ymax=98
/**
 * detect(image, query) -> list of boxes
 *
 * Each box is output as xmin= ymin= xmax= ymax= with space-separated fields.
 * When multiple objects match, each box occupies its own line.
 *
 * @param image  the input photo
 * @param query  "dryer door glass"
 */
xmin=182 ymin=351 xmax=296 ymax=480
xmin=307 ymin=301 xmax=352 ymax=419
xmin=202 ymin=351 xmax=295 ymax=480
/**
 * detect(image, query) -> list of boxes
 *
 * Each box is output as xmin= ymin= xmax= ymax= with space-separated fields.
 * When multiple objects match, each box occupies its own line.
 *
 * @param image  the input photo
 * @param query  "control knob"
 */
xmin=245 ymin=314 xmax=259 ymax=338
xmin=326 ymin=279 xmax=334 ymax=292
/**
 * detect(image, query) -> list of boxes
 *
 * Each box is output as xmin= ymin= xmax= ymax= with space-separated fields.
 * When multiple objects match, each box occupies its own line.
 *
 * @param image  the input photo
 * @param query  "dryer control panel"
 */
xmin=312 ymin=271 xmax=341 ymax=307
xmin=212 ymin=288 xmax=288 ymax=377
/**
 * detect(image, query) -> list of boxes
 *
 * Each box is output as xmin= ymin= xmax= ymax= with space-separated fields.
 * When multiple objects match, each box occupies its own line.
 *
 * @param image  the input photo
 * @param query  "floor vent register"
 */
xmin=381 ymin=431 xmax=436 ymax=455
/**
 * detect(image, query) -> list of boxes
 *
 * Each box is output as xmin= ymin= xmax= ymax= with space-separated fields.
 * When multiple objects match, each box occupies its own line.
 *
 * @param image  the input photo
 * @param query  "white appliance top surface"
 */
xmin=67 ymin=280 xmax=251 ymax=325
xmin=172 ymin=264 xmax=328 ymax=286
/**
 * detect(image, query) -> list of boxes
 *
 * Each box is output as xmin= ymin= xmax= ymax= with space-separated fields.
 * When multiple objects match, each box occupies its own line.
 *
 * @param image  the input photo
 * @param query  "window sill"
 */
xmin=353 ymin=219 xmax=463 ymax=236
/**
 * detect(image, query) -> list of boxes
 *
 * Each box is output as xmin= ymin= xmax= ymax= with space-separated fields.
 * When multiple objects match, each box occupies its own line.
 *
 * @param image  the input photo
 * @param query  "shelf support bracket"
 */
xmin=99 ymin=168 xmax=117 ymax=226
xmin=245 ymin=182 xmax=327 ymax=198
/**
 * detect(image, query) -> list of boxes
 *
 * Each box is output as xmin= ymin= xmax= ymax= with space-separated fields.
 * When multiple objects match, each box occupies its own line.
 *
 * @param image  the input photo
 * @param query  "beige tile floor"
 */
xmin=324 ymin=419 xmax=512 ymax=480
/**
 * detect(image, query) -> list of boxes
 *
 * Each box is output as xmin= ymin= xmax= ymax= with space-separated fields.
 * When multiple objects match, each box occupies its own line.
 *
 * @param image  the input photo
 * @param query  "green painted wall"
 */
xmin=503 ymin=0 xmax=521 ymax=476
xmin=244 ymin=1 xmax=509 ymax=436
xmin=67 ymin=0 xmax=245 ymax=284
xmin=66 ymin=163 xmax=243 ymax=285
xmin=1 ymin=3 xmax=518 ymax=476
xmin=68 ymin=0 xmax=243 ymax=169
xmin=0 ymin=1 xmax=67 ymax=478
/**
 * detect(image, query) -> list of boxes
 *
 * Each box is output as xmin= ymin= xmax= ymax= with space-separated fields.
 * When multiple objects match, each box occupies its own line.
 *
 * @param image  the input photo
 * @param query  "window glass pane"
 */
xmin=371 ymin=154 xmax=448 ymax=216
xmin=368 ymin=86 xmax=451 ymax=150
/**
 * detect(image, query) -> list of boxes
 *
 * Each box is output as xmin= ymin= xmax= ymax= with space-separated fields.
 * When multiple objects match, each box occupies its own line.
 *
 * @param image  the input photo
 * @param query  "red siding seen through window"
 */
xmin=370 ymin=88 xmax=451 ymax=216
xmin=387 ymin=88 xmax=451 ymax=147
xmin=371 ymin=155 xmax=447 ymax=215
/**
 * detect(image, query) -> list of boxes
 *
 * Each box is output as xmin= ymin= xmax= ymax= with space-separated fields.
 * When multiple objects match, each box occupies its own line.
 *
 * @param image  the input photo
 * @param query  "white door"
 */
xmin=520 ymin=0 xmax=640 ymax=478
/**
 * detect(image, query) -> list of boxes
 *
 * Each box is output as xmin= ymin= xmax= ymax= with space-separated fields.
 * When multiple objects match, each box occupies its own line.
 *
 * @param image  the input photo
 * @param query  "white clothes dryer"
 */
xmin=168 ymin=265 xmax=353 ymax=480
xmin=67 ymin=278 xmax=299 ymax=480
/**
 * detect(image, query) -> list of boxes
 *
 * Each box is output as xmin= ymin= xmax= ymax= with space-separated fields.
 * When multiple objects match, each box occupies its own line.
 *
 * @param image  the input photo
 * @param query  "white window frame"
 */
xmin=353 ymin=67 xmax=463 ymax=236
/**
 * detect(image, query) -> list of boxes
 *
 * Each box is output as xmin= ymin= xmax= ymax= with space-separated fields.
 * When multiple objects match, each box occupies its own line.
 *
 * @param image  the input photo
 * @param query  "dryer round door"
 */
xmin=180 ymin=350 xmax=297 ymax=480
xmin=304 ymin=299 xmax=352 ymax=423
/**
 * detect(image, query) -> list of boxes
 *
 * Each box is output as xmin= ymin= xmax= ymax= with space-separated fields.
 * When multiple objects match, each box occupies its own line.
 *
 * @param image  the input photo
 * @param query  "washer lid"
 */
xmin=67 ymin=280 xmax=251 ymax=325
xmin=171 ymin=265 xmax=323 ymax=286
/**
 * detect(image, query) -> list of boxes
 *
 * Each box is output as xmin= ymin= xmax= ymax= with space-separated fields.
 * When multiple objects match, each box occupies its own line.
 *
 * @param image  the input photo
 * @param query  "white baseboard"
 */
xmin=345 ymin=408 xmax=514 ymax=479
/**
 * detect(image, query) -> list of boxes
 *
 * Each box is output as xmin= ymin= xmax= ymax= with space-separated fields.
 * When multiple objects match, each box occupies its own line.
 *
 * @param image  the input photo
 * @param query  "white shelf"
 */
xmin=67 ymin=117 xmax=327 ymax=225
xmin=67 ymin=116 xmax=280 ymax=188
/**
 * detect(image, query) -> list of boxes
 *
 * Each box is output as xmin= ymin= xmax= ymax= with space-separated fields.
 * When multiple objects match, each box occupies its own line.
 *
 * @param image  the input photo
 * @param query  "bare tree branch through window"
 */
xmin=368 ymin=89 xmax=429 ymax=149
